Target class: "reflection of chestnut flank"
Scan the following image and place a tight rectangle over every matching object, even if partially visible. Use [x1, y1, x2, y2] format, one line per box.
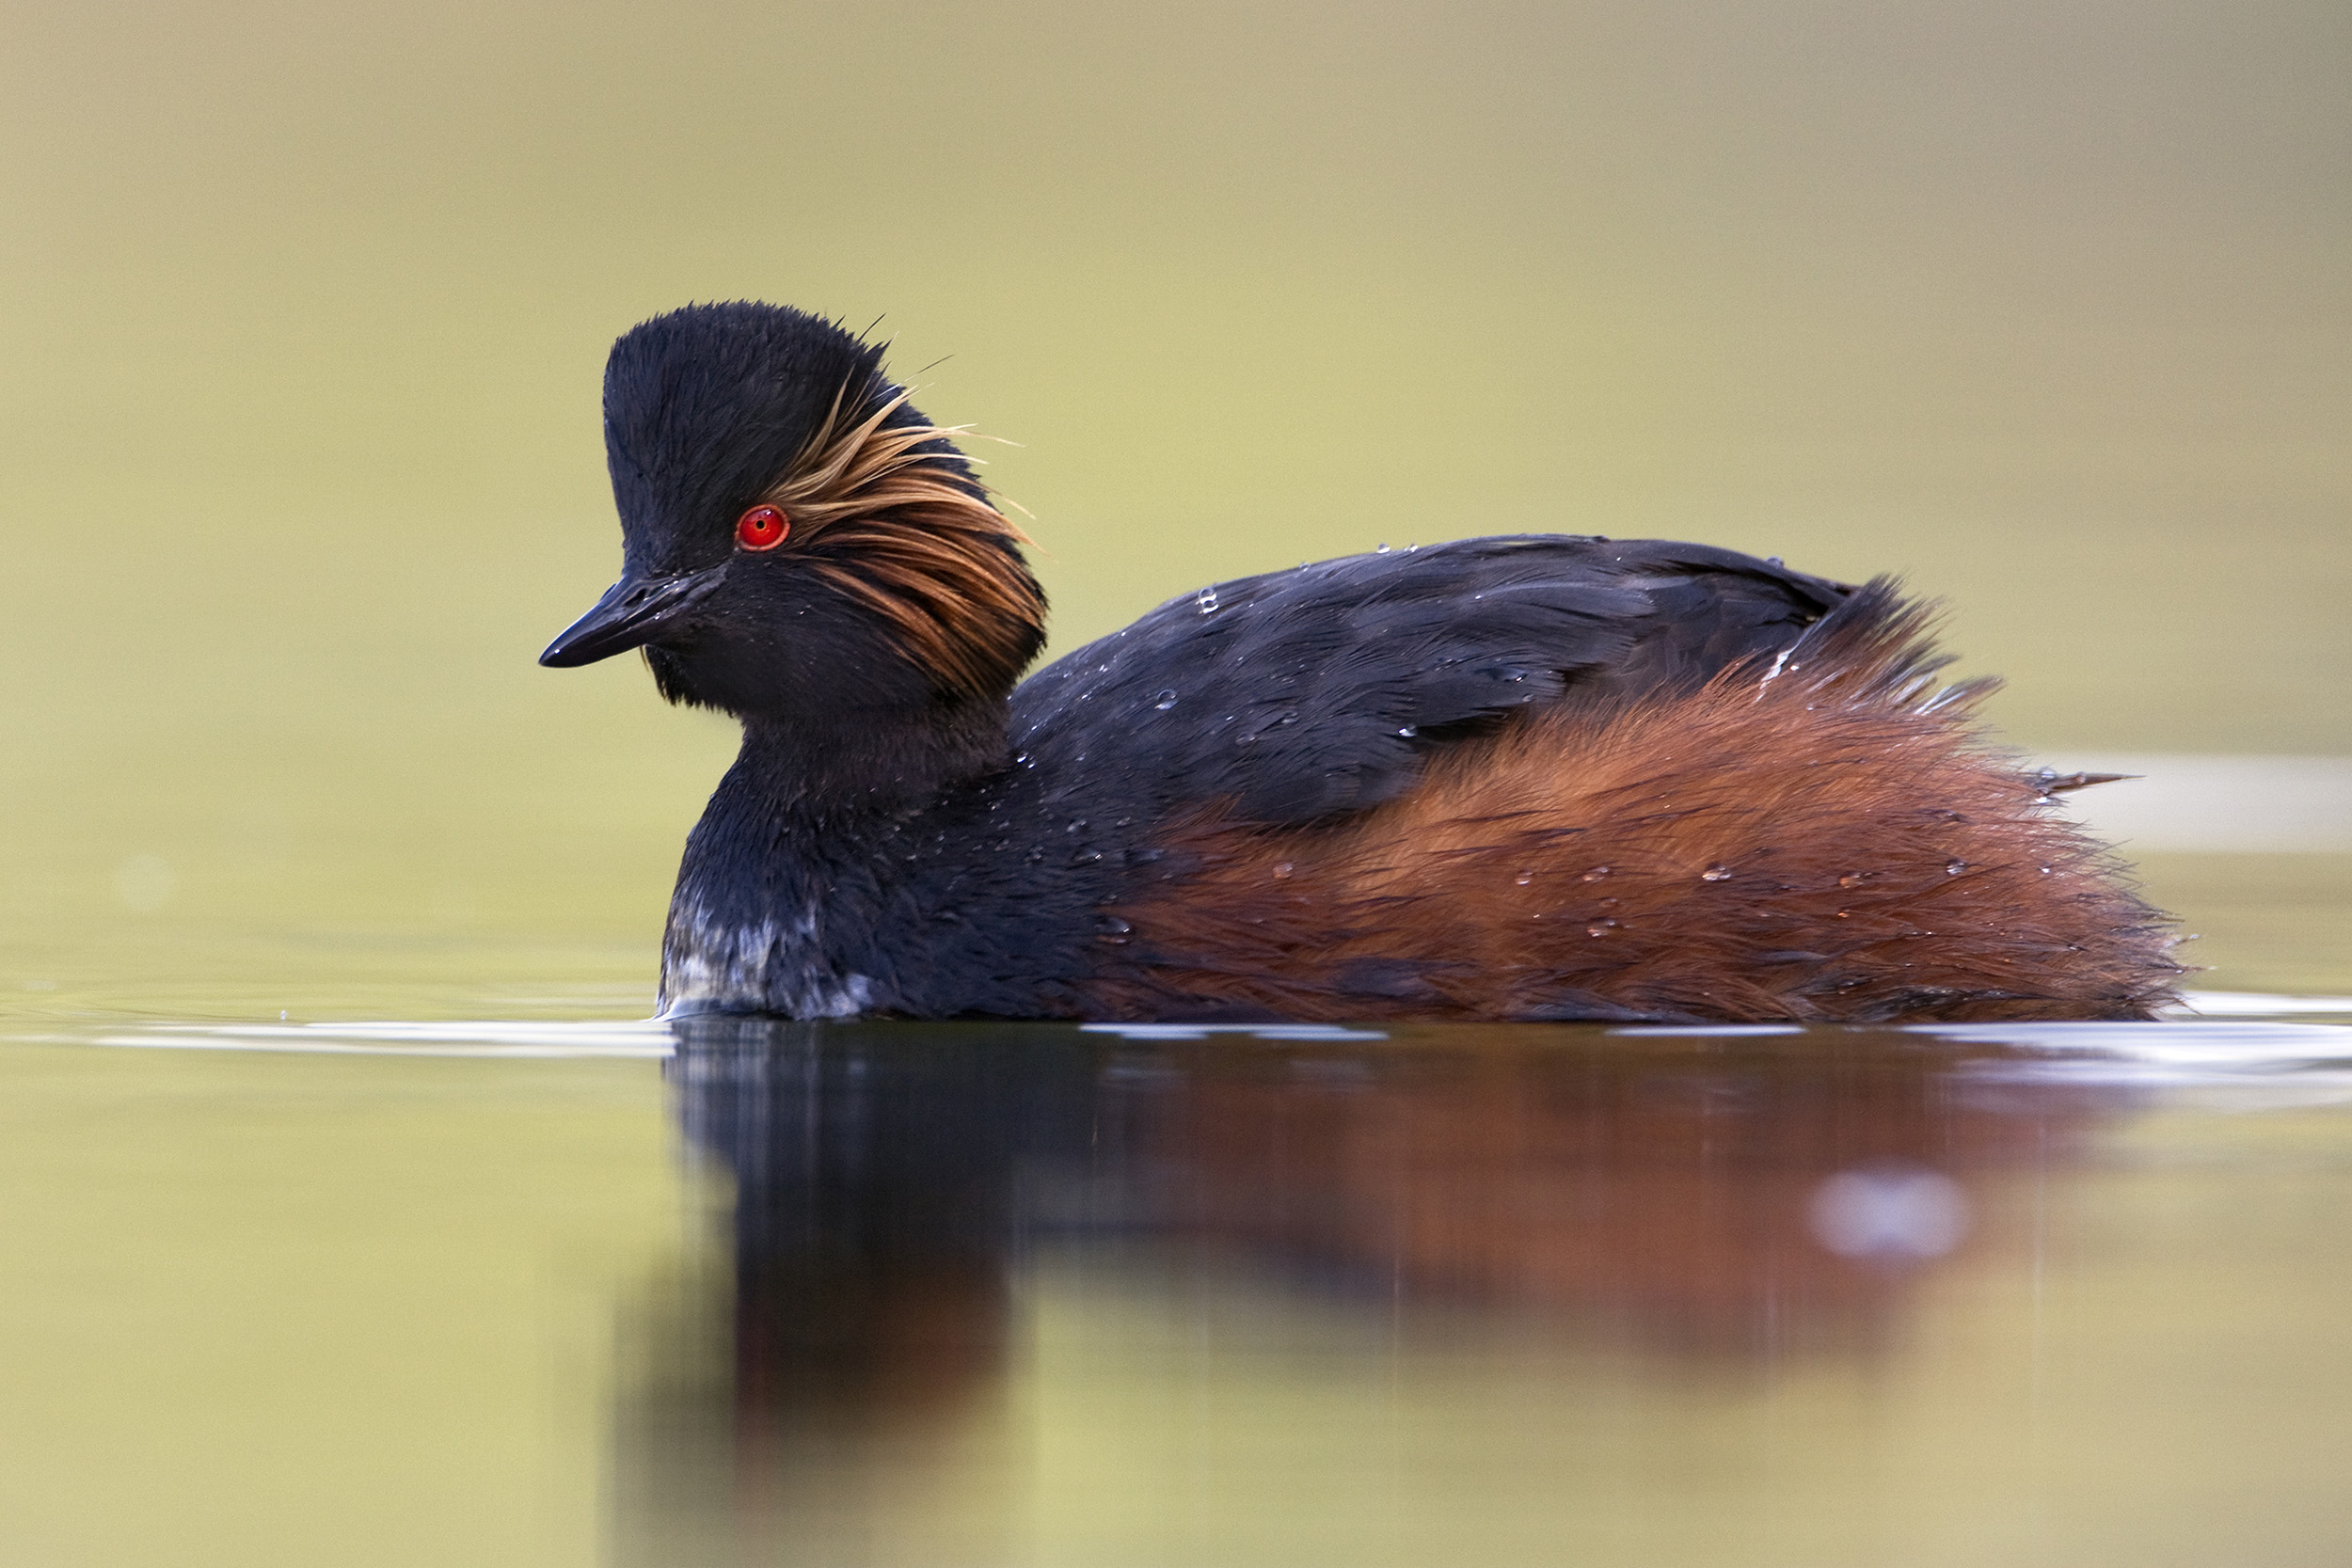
[541, 301, 2180, 1023]
[1121, 1031, 2103, 1353]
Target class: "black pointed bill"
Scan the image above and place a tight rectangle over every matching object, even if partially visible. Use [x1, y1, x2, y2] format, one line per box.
[539, 564, 726, 667]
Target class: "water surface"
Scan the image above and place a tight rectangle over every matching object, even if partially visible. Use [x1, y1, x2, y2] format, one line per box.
[8, 962, 2352, 1566]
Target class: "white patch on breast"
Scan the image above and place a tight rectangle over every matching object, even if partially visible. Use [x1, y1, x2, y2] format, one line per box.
[659, 903, 878, 1019]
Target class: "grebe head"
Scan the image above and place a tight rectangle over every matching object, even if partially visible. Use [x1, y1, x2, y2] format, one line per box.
[538, 302, 1045, 724]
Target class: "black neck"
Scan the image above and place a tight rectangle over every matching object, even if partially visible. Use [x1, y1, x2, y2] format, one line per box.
[661, 695, 1017, 1018]
[734, 696, 1012, 816]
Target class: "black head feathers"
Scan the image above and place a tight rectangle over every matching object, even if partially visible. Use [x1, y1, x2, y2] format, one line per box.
[548, 303, 1045, 728]
[602, 302, 895, 575]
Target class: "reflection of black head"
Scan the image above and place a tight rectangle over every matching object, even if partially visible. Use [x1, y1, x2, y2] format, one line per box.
[666, 1021, 1099, 1416]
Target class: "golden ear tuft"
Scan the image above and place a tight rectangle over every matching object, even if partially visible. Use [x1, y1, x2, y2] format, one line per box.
[761, 382, 1046, 698]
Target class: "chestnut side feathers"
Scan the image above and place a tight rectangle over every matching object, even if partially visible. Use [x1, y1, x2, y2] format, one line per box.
[1096, 582, 2182, 1023]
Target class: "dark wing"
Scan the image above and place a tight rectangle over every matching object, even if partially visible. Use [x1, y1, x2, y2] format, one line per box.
[1009, 535, 1851, 826]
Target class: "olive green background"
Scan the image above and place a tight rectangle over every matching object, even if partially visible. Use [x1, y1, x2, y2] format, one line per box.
[4, 0, 2346, 1012]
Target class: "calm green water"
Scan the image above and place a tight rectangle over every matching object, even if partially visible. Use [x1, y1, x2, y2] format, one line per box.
[9, 988, 2352, 1567]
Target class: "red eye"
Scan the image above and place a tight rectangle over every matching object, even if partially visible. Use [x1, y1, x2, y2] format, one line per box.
[735, 505, 789, 550]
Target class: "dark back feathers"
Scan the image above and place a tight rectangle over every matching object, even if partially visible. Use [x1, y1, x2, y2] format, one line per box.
[1011, 536, 1851, 826]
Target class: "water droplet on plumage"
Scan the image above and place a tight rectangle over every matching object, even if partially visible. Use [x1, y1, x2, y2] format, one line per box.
[1586, 919, 1617, 937]
[1838, 872, 1865, 888]
[1272, 862, 1295, 879]
[1196, 588, 1219, 613]
[1513, 870, 1534, 886]
[1581, 865, 1611, 882]
[1946, 859, 1969, 876]
[1767, 556, 1783, 566]
[1702, 864, 1733, 881]
[1396, 724, 1418, 738]
[2039, 863, 2054, 875]
[1072, 848, 1103, 865]
[1375, 543, 1392, 553]
[1153, 689, 1178, 709]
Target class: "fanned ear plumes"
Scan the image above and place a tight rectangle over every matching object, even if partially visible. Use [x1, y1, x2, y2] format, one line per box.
[762, 382, 1046, 700]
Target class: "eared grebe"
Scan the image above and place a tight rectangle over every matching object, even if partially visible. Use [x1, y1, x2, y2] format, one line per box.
[540, 302, 2179, 1023]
